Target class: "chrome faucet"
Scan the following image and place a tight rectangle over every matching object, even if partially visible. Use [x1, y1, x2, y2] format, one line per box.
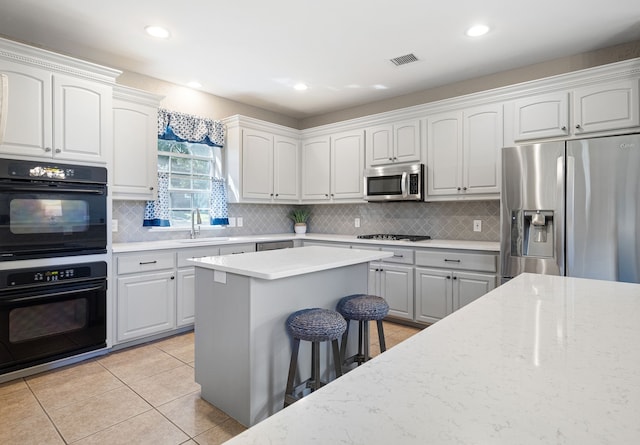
[190, 208, 202, 239]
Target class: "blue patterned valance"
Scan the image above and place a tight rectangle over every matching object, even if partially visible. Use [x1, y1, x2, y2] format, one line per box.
[158, 108, 225, 147]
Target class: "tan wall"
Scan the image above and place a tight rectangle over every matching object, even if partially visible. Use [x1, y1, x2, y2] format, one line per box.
[116, 71, 299, 128]
[299, 39, 640, 129]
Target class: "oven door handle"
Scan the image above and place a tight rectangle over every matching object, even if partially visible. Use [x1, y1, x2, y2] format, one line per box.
[0, 184, 104, 194]
[1, 284, 105, 304]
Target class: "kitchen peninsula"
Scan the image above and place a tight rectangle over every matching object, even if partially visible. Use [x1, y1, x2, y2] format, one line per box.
[223, 273, 640, 444]
[188, 245, 394, 427]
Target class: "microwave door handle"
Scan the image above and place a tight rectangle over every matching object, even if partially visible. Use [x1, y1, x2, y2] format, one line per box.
[401, 172, 408, 197]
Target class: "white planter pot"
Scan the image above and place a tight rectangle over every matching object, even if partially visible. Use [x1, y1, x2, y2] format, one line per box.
[294, 223, 307, 234]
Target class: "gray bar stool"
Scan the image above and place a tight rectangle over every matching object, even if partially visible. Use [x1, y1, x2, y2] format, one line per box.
[337, 294, 389, 369]
[284, 308, 347, 407]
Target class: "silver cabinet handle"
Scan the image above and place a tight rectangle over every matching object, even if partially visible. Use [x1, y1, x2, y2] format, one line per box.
[444, 259, 461, 263]
[139, 260, 157, 265]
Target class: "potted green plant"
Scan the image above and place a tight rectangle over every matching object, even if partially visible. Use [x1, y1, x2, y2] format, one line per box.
[288, 207, 310, 234]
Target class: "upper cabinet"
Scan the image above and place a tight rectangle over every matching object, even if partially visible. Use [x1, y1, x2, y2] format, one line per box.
[112, 86, 163, 201]
[241, 128, 299, 202]
[0, 39, 120, 163]
[426, 103, 503, 200]
[225, 115, 300, 204]
[301, 129, 365, 202]
[365, 118, 421, 167]
[512, 78, 639, 142]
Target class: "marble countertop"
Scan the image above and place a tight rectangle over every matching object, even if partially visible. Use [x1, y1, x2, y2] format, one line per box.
[223, 273, 640, 444]
[112, 233, 499, 253]
[187, 245, 393, 280]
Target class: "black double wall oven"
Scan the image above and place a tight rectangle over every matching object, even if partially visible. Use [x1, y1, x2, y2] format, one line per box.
[0, 158, 108, 375]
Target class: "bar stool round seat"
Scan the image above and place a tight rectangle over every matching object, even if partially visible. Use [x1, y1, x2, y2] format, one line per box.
[284, 308, 347, 407]
[337, 294, 389, 370]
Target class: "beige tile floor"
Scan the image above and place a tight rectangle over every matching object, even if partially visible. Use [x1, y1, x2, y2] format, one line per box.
[0, 321, 421, 445]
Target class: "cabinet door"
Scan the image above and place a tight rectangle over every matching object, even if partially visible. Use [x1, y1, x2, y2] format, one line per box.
[301, 136, 331, 200]
[379, 264, 414, 320]
[53, 74, 111, 163]
[242, 129, 274, 200]
[112, 98, 158, 200]
[393, 119, 421, 164]
[331, 130, 364, 200]
[415, 267, 452, 324]
[454, 271, 496, 311]
[463, 104, 503, 195]
[365, 124, 393, 166]
[0, 61, 52, 157]
[176, 268, 196, 327]
[116, 270, 176, 343]
[427, 111, 462, 196]
[513, 92, 569, 141]
[273, 135, 299, 201]
[573, 79, 640, 134]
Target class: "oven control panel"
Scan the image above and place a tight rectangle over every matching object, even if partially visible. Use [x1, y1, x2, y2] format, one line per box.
[0, 261, 107, 289]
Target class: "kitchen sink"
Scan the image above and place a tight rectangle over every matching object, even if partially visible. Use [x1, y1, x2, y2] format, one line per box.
[176, 237, 229, 244]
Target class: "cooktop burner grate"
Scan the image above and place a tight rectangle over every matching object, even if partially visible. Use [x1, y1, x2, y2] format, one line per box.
[357, 234, 431, 242]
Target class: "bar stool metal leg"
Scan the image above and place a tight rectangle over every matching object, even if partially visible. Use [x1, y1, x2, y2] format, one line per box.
[284, 338, 300, 407]
[377, 319, 387, 353]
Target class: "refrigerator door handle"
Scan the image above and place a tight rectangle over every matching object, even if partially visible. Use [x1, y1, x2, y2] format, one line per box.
[563, 154, 574, 277]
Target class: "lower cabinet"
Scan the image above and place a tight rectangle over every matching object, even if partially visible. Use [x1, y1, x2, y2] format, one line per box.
[369, 262, 414, 320]
[115, 251, 177, 343]
[415, 268, 496, 324]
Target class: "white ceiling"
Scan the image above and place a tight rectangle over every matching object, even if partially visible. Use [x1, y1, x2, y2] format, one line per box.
[0, 0, 639, 119]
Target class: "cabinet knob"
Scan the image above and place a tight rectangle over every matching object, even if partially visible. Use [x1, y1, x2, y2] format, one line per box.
[275, 193, 279, 197]
[171, 276, 175, 280]
[149, 186, 154, 191]
[45, 147, 52, 152]
[453, 276, 458, 280]
[446, 276, 451, 280]
[388, 157, 394, 161]
[561, 126, 567, 131]
[325, 194, 329, 198]
[55, 148, 61, 153]
[462, 187, 467, 191]
[457, 187, 461, 191]
[270, 193, 274, 197]
[576, 124, 582, 129]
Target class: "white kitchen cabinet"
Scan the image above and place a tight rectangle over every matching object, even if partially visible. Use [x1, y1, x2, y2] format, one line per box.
[242, 128, 299, 202]
[0, 60, 113, 163]
[176, 246, 220, 327]
[365, 119, 421, 167]
[426, 103, 502, 200]
[225, 115, 300, 204]
[112, 86, 162, 200]
[414, 249, 497, 324]
[301, 129, 365, 202]
[368, 247, 415, 321]
[115, 251, 177, 343]
[512, 78, 640, 142]
[219, 243, 256, 255]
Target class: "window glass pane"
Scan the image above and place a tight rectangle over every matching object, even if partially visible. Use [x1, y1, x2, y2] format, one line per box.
[193, 193, 209, 208]
[192, 159, 211, 175]
[171, 142, 191, 155]
[170, 192, 192, 209]
[171, 157, 191, 174]
[171, 210, 191, 224]
[190, 144, 212, 157]
[192, 179, 209, 190]
[170, 177, 191, 189]
[158, 155, 170, 171]
[158, 140, 171, 152]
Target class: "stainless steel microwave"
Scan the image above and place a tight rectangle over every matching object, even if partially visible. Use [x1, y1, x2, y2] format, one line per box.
[363, 163, 424, 202]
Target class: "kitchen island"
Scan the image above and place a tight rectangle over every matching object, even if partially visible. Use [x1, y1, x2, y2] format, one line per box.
[189, 246, 393, 427]
[222, 273, 640, 444]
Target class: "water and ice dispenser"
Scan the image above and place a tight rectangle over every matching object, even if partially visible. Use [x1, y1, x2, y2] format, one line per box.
[511, 210, 554, 258]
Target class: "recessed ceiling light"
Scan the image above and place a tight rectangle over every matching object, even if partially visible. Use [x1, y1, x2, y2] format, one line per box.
[466, 24, 490, 37]
[145, 25, 171, 39]
[187, 81, 202, 88]
[293, 83, 308, 91]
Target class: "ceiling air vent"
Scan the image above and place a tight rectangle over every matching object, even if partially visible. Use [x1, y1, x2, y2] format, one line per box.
[390, 53, 418, 66]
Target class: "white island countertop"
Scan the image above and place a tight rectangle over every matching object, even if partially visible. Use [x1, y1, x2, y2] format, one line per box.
[187, 245, 393, 280]
[223, 273, 640, 444]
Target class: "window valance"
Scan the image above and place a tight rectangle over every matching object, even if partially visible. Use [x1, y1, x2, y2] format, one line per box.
[157, 108, 225, 147]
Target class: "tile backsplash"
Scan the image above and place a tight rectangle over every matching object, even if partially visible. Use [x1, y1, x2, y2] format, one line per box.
[112, 200, 500, 243]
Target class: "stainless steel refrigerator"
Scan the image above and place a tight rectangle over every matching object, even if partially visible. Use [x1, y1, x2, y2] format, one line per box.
[500, 133, 640, 283]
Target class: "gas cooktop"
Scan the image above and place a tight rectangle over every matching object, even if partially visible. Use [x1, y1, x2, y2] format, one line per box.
[357, 234, 432, 242]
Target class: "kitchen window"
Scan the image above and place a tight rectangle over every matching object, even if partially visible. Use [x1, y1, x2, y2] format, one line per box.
[156, 139, 224, 227]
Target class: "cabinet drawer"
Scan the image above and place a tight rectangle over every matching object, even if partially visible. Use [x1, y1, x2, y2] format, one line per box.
[415, 250, 496, 272]
[219, 243, 256, 255]
[117, 251, 176, 274]
[380, 247, 414, 264]
[177, 247, 220, 267]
